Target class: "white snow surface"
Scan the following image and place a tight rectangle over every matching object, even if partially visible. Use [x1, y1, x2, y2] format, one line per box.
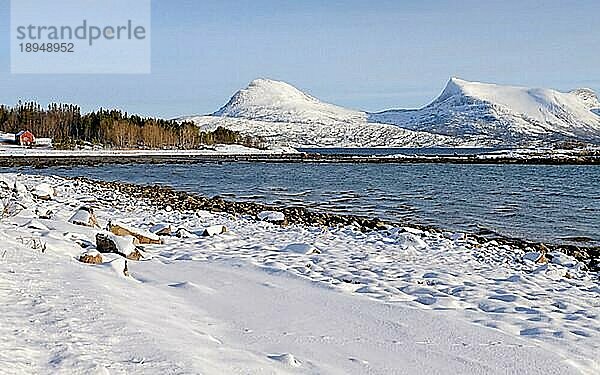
[1, 173, 599, 374]
[257, 210, 286, 222]
[32, 182, 55, 199]
[68, 208, 95, 227]
[111, 220, 160, 242]
[570, 88, 600, 110]
[0, 142, 298, 157]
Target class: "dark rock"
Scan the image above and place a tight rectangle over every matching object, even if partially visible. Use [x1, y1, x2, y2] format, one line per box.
[79, 252, 103, 264]
[96, 233, 143, 261]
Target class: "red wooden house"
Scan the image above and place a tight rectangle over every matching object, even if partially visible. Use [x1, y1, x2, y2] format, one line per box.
[15, 130, 35, 146]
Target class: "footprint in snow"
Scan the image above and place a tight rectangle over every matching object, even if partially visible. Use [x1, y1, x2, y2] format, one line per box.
[281, 243, 319, 254]
[191, 328, 224, 345]
[268, 353, 301, 368]
[167, 281, 217, 294]
[489, 293, 518, 302]
[91, 365, 111, 375]
[415, 295, 437, 305]
[349, 357, 369, 366]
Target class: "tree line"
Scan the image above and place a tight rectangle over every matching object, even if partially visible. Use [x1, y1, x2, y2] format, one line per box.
[0, 101, 264, 149]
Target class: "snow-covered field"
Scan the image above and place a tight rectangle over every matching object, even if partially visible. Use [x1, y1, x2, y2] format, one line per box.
[1, 173, 599, 374]
[0, 132, 53, 149]
[0, 134, 298, 157]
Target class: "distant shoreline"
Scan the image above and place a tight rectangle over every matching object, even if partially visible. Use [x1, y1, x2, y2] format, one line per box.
[1, 151, 599, 167]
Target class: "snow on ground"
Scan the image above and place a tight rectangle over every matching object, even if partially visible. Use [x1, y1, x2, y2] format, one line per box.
[383, 147, 600, 161]
[1, 173, 599, 374]
[0, 132, 53, 148]
[0, 142, 298, 157]
[0, 132, 14, 143]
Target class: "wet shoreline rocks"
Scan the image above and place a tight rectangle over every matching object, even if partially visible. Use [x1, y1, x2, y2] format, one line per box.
[71, 176, 599, 272]
[72, 176, 392, 231]
[2, 151, 600, 168]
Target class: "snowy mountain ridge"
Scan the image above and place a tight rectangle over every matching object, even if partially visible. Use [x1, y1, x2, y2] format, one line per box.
[569, 87, 600, 109]
[181, 114, 468, 148]
[181, 77, 600, 147]
[370, 77, 600, 144]
[185, 78, 470, 147]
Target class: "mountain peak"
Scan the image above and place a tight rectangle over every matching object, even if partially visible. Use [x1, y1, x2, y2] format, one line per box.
[213, 78, 318, 118]
[245, 78, 308, 96]
[448, 76, 468, 85]
[212, 78, 365, 125]
[249, 77, 278, 85]
[438, 77, 527, 101]
[569, 88, 600, 109]
[435, 76, 473, 102]
[248, 77, 288, 87]
[183, 76, 600, 147]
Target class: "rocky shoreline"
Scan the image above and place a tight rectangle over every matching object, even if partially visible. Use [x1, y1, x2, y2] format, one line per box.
[2, 151, 600, 168]
[72, 176, 600, 272]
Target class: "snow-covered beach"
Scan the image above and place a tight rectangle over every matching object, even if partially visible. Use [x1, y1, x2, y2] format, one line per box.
[1, 173, 598, 374]
[3, 1, 600, 373]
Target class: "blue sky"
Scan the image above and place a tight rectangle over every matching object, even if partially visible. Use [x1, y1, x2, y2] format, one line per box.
[1, 0, 599, 118]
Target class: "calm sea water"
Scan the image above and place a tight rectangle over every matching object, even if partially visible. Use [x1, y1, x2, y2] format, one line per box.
[16, 161, 600, 247]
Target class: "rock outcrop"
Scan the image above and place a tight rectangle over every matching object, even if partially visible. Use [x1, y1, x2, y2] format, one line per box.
[109, 221, 162, 245]
[69, 207, 99, 228]
[96, 232, 143, 261]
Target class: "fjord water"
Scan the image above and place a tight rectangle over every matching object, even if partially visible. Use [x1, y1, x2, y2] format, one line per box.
[27, 162, 600, 246]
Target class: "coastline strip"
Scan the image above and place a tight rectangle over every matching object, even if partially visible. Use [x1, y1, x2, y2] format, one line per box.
[1, 153, 600, 167]
[70, 176, 600, 271]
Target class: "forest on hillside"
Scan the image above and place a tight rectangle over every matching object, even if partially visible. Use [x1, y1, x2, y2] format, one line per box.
[0, 101, 264, 149]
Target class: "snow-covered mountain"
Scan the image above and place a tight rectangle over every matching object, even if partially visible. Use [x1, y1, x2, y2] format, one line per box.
[180, 114, 466, 148]
[370, 78, 600, 144]
[183, 79, 470, 147]
[570, 88, 600, 110]
[180, 77, 600, 147]
[213, 78, 367, 125]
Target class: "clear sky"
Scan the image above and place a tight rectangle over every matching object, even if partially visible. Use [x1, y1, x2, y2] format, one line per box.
[1, 0, 599, 118]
